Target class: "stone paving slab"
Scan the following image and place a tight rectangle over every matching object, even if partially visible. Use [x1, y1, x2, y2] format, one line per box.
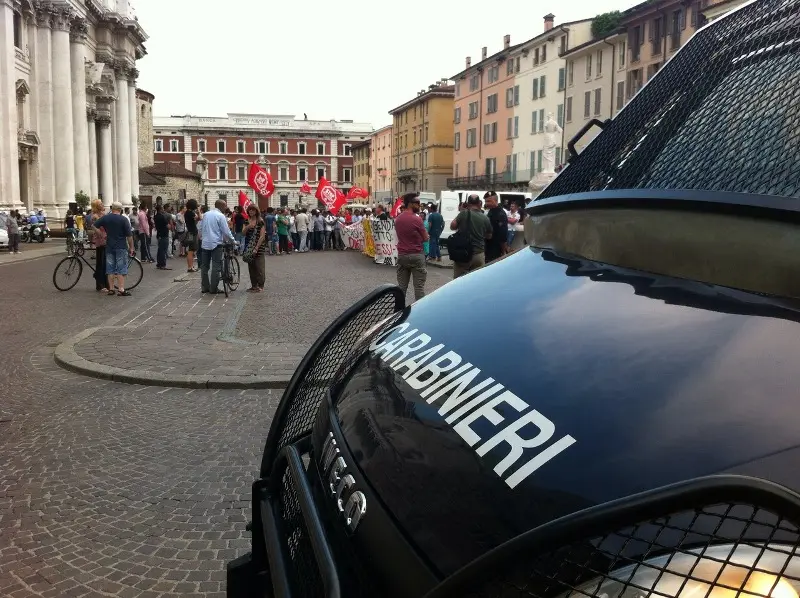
[54, 250, 454, 389]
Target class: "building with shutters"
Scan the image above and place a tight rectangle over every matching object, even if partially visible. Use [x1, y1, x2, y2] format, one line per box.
[0, 0, 148, 216]
[369, 124, 393, 203]
[448, 15, 592, 191]
[389, 81, 454, 196]
[151, 114, 373, 210]
[561, 30, 628, 160]
[449, 34, 520, 190]
[621, 0, 722, 103]
[351, 139, 371, 195]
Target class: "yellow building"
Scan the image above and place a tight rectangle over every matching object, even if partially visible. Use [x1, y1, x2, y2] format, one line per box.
[389, 81, 455, 196]
[351, 140, 371, 195]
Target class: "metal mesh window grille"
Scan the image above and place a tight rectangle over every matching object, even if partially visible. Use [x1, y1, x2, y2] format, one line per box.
[273, 288, 405, 459]
[462, 501, 800, 598]
[541, 1, 800, 200]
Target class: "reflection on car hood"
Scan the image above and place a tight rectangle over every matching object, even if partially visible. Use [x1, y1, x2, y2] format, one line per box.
[334, 247, 800, 576]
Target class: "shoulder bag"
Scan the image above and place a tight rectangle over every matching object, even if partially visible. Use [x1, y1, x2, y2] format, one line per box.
[448, 210, 473, 263]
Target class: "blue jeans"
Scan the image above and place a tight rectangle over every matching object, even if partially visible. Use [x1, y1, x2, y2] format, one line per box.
[157, 235, 169, 267]
[199, 245, 223, 292]
[234, 232, 245, 253]
[507, 229, 516, 247]
[429, 235, 441, 259]
[106, 247, 129, 275]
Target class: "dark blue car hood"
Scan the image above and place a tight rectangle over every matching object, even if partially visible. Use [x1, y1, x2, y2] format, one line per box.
[333, 246, 800, 576]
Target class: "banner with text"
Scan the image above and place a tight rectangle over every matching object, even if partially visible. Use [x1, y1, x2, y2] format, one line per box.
[342, 221, 365, 251]
[369, 219, 398, 266]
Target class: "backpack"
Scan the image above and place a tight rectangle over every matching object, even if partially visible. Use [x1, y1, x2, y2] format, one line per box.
[448, 210, 474, 263]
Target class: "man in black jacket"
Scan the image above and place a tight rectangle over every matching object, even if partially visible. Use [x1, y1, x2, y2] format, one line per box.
[483, 191, 508, 263]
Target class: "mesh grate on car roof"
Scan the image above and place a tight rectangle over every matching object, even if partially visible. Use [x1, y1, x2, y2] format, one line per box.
[436, 496, 800, 598]
[540, 0, 800, 200]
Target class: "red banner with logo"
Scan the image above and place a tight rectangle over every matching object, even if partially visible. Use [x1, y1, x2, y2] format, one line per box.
[315, 177, 347, 215]
[247, 163, 275, 198]
[238, 190, 252, 212]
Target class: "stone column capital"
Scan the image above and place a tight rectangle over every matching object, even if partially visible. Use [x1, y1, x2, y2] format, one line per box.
[69, 18, 88, 43]
[113, 60, 130, 80]
[97, 115, 112, 128]
[87, 105, 97, 121]
[50, 6, 73, 32]
[128, 68, 139, 82]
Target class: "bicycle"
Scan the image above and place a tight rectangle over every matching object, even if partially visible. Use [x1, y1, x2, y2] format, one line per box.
[221, 243, 240, 297]
[65, 234, 87, 257]
[53, 250, 144, 292]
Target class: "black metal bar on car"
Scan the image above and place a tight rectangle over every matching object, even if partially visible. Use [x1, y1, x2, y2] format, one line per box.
[566, 118, 607, 163]
[261, 499, 293, 598]
[285, 445, 342, 598]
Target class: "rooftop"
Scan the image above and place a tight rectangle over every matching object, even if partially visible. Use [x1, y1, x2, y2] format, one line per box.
[153, 113, 374, 135]
[142, 162, 201, 180]
[561, 28, 627, 57]
[388, 84, 455, 116]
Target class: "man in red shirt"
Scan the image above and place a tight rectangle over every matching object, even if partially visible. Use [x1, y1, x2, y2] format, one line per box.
[394, 192, 429, 301]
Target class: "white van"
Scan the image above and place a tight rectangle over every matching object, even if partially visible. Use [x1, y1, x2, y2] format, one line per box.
[437, 190, 531, 240]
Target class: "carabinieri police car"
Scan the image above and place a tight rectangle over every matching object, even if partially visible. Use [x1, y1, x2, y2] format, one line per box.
[227, 1, 800, 596]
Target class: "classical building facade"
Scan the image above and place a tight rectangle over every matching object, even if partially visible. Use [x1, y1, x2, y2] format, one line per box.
[151, 114, 372, 209]
[351, 139, 370, 194]
[389, 81, 454, 196]
[369, 124, 392, 203]
[1, 0, 147, 216]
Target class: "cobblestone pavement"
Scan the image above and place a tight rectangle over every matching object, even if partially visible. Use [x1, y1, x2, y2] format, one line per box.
[58, 250, 452, 387]
[235, 250, 451, 344]
[0, 249, 452, 597]
[0, 253, 274, 598]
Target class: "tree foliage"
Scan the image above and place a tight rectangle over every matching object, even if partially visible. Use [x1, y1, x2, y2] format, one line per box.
[74, 191, 90, 211]
[592, 11, 622, 39]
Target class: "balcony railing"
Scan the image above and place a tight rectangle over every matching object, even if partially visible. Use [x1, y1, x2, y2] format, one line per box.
[447, 169, 538, 189]
[397, 168, 419, 181]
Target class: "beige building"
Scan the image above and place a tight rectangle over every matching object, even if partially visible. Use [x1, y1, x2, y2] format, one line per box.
[390, 81, 454, 196]
[369, 124, 392, 202]
[351, 139, 371, 194]
[562, 30, 627, 159]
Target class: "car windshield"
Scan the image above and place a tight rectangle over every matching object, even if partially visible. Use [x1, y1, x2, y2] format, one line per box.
[540, 0, 800, 201]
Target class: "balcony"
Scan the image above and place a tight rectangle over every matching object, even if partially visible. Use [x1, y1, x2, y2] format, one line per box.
[397, 168, 419, 182]
[447, 170, 534, 190]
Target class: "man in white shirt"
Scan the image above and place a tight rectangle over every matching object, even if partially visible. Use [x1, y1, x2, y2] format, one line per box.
[198, 199, 235, 294]
[294, 208, 310, 253]
[324, 211, 336, 250]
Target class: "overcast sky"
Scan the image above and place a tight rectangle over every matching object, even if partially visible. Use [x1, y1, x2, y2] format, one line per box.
[134, 0, 633, 130]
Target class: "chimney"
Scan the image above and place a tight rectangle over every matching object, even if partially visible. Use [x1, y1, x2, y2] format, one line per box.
[466, 56, 471, 68]
[544, 13, 555, 31]
[481, 46, 488, 60]
[504, 34, 511, 49]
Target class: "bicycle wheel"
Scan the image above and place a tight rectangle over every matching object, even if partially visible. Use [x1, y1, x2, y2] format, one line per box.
[53, 256, 83, 291]
[126, 256, 144, 290]
[222, 258, 230, 298]
[227, 256, 240, 291]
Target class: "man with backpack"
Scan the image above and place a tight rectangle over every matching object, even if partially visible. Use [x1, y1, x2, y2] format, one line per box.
[448, 194, 492, 279]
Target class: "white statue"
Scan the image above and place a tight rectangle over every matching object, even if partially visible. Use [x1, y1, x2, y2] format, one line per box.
[542, 112, 562, 174]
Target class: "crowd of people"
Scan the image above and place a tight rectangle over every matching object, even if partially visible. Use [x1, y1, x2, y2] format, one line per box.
[32, 189, 527, 300]
[393, 191, 526, 303]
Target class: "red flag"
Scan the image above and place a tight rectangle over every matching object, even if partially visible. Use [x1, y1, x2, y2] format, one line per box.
[390, 197, 403, 218]
[247, 163, 275, 198]
[315, 177, 347, 214]
[238, 190, 252, 212]
[300, 181, 312, 194]
[349, 187, 368, 199]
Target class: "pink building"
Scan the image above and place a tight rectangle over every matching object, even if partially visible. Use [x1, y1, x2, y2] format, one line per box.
[370, 124, 393, 202]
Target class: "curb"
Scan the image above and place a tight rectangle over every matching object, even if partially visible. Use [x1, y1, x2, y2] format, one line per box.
[54, 326, 289, 389]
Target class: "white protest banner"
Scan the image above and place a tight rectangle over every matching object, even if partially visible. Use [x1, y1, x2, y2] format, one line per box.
[370, 219, 398, 266]
[342, 221, 365, 251]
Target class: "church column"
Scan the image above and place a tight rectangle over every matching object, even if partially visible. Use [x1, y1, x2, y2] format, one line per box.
[25, 11, 39, 209]
[127, 76, 139, 200]
[36, 9, 55, 212]
[114, 62, 131, 207]
[51, 6, 76, 216]
[70, 19, 91, 198]
[87, 108, 98, 199]
[0, 2, 21, 209]
[97, 113, 114, 206]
